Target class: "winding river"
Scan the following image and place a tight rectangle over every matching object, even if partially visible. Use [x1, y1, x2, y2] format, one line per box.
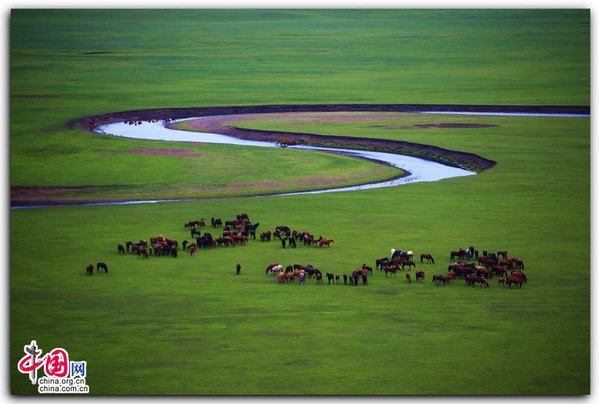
[11, 110, 589, 209]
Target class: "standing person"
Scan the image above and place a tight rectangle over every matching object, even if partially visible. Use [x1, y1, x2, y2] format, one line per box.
[236, 263, 241, 275]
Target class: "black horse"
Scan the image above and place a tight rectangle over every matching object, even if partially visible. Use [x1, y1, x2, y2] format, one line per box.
[326, 272, 335, 284]
[96, 262, 108, 273]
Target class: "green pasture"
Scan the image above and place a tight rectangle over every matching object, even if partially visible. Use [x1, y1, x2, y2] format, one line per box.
[9, 9, 590, 395]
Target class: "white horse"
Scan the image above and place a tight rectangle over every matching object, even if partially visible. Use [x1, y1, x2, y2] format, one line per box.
[268, 265, 283, 276]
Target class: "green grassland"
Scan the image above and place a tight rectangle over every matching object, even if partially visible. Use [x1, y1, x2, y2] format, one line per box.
[9, 9, 590, 395]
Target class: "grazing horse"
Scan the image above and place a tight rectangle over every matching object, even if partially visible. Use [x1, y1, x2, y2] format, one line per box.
[478, 255, 498, 267]
[450, 250, 467, 261]
[265, 263, 279, 274]
[376, 257, 389, 270]
[497, 250, 508, 259]
[361, 264, 373, 275]
[277, 271, 286, 284]
[316, 273, 323, 283]
[506, 275, 523, 288]
[499, 258, 514, 270]
[343, 274, 348, 285]
[269, 265, 284, 276]
[384, 266, 399, 277]
[400, 260, 416, 271]
[511, 271, 528, 283]
[475, 266, 492, 279]
[432, 274, 446, 286]
[416, 270, 425, 282]
[406, 272, 412, 283]
[510, 258, 524, 270]
[96, 262, 108, 273]
[491, 264, 508, 278]
[86, 264, 94, 275]
[326, 273, 335, 285]
[117, 244, 125, 254]
[420, 254, 434, 264]
[466, 274, 489, 288]
[498, 277, 507, 286]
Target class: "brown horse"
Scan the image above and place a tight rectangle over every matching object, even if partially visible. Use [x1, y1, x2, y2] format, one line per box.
[319, 238, 335, 248]
[491, 265, 508, 278]
[420, 254, 435, 264]
[400, 260, 416, 271]
[510, 258, 524, 270]
[361, 264, 373, 275]
[384, 266, 400, 277]
[86, 264, 94, 275]
[497, 250, 508, 259]
[406, 272, 412, 283]
[450, 250, 467, 261]
[511, 271, 528, 283]
[415, 270, 425, 282]
[506, 275, 523, 288]
[500, 258, 514, 270]
[466, 274, 489, 288]
[475, 266, 492, 279]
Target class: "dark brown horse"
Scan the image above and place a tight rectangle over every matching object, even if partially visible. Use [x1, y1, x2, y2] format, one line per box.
[497, 250, 508, 259]
[432, 274, 446, 286]
[86, 264, 94, 275]
[400, 260, 416, 271]
[420, 254, 435, 264]
[450, 250, 467, 261]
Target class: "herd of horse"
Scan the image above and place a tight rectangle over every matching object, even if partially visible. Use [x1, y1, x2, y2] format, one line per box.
[267, 262, 372, 286]
[372, 247, 527, 288]
[90, 212, 528, 290]
[260, 226, 334, 248]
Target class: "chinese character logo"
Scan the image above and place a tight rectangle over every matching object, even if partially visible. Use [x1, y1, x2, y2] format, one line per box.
[17, 340, 88, 394]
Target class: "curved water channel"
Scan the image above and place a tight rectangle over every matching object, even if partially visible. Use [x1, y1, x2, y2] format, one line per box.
[12, 111, 589, 209]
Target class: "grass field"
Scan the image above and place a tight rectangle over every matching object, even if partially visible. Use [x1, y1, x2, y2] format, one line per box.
[9, 9, 590, 396]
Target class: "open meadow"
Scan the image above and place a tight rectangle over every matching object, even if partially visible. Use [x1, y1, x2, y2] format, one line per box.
[9, 9, 590, 395]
